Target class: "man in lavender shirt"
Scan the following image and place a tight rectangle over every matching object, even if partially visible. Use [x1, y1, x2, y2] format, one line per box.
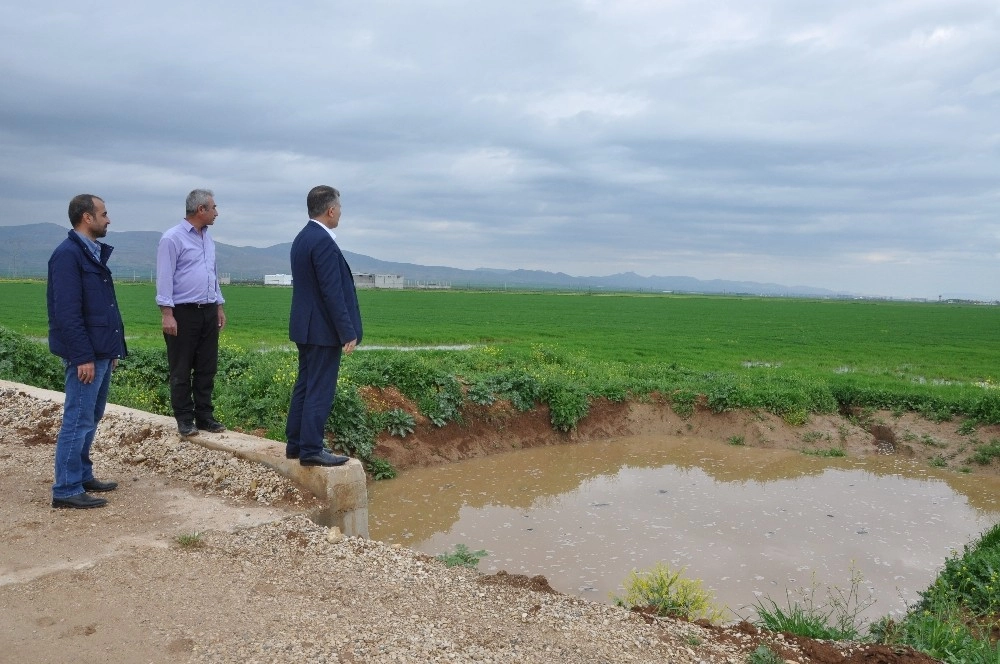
[155, 189, 227, 437]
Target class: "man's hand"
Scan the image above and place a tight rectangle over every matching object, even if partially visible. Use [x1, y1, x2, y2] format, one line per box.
[217, 305, 226, 330]
[344, 339, 358, 355]
[161, 311, 178, 336]
[77, 361, 96, 384]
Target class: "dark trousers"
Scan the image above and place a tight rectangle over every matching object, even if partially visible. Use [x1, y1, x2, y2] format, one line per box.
[285, 343, 342, 458]
[164, 304, 219, 424]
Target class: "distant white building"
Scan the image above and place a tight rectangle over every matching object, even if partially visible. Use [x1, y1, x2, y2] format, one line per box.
[354, 273, 404, 289]
[265, 273, 405, 289]
[264, 274, 293, 286]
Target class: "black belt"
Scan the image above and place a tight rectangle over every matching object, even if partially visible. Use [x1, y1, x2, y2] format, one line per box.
[174, 302, 217, 309]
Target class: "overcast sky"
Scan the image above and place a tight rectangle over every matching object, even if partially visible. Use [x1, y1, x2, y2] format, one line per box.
[1, 1, 997, 299]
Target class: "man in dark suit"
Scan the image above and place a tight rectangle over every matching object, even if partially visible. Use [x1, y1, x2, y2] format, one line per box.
[284, 185, 363, 466]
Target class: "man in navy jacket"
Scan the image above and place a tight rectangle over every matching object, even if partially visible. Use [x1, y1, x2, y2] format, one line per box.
[47, 194, 127, 509]
[284, 185, 362, 466]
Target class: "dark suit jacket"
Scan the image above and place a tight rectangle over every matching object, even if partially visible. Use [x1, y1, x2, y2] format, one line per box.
[288, 221, 362, 347]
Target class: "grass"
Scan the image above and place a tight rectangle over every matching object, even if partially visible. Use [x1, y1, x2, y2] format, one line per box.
[801, 430, 830, 443]
[175, 532, 203, 548]
[749, 568, 874, 641]
[801, 446, 847, 457]
[968, 439, 1000, 466]
[748, 526, 1000, 663]
[2, 281, 998, 380]
[871, 522, 1000, 663]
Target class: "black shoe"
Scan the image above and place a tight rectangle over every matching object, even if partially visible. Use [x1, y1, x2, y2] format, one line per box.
[53, 493, 108, 509]
[196, 419, 226, 433]
[83, 478, 118, 492]
[177, 420, 198, 437]
[285, 449, 300, 460]
[299, 450, 350, 467]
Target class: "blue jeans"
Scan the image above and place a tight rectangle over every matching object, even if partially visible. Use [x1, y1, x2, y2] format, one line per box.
[53, 359, 112, 499]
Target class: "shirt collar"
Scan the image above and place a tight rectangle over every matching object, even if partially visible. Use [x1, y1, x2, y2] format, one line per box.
[74, 230, 101, 261]
[309, 218, 336, 241]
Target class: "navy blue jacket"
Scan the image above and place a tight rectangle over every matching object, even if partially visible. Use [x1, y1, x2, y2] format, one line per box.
[288, 221, 362, 347]
[47, 230, 127, 366]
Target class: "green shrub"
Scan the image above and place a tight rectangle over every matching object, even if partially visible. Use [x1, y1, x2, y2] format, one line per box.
[436, 543, 487, 569]
[0, 326, 63, 390]
[746, 645, 783, 664]
[921, 523, 1000, 616]
[211, 346, 297, 436]
[612, 563, 725, 623]
[417, 374, 464, 427]
[328, 381, 377, 459]
[541, 379, 589, 431]
[382, 408, 415, 438]
[109, 346, 171, 415]
[967, 439, 1000, 467]
[365, 456, 397, 481]
[879, 596, 1000, 662]
[671, 388, 699, 418]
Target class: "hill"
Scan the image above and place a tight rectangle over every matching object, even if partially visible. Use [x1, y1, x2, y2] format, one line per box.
[0, 222, 844, 296]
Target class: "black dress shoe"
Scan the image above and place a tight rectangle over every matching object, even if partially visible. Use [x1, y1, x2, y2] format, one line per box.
[285, 449, 300, 460]
[83, 478, 118, 492]
[177, 420, 198, 437]
[53, 493, 108, 509]
[299, 450, 350, 467]
[196, 419, 226, 433]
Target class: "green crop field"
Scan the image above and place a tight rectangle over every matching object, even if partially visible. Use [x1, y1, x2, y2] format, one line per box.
[2, 281, 996, 384]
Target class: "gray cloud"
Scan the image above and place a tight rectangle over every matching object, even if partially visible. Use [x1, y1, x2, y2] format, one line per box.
[0, 0, 997, 299]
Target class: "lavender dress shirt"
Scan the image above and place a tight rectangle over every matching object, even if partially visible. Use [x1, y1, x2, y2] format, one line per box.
[155, 221, 225, 307]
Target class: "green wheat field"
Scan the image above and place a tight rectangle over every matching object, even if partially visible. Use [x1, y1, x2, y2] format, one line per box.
[2, 281, 995, 384]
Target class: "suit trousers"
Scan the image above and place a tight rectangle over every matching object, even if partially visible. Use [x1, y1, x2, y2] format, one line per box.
[285, 343, 343, 458]
[164, 304, 219, 424]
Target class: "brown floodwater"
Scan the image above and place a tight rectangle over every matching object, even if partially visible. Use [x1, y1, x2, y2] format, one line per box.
[368, 435, 1000, 621]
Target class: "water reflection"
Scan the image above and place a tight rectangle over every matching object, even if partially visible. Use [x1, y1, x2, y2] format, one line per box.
[369, 435, 1000, 620]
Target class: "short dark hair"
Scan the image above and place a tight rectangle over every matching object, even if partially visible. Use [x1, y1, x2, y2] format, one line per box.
[307, 185, 340, 219]
[68, 194, 102, 227]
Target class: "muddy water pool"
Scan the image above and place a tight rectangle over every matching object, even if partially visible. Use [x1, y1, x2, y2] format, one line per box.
[368, 435, 1000, 620]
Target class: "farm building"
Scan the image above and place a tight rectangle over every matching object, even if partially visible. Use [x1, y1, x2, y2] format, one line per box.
[354, 273, 404, 289]
[264, 274, 293, 286]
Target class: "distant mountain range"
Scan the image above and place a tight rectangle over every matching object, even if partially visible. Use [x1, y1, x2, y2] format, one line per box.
[0, 222, 850, 297]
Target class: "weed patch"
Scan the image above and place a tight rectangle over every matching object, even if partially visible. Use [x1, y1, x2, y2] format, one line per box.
[436, 544, 487, 569]
[612, 563, 725, 623]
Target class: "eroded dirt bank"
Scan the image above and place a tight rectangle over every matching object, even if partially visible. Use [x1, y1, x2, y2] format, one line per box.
[0, 382, 978, 663]
[366, 387, 1000, 479]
